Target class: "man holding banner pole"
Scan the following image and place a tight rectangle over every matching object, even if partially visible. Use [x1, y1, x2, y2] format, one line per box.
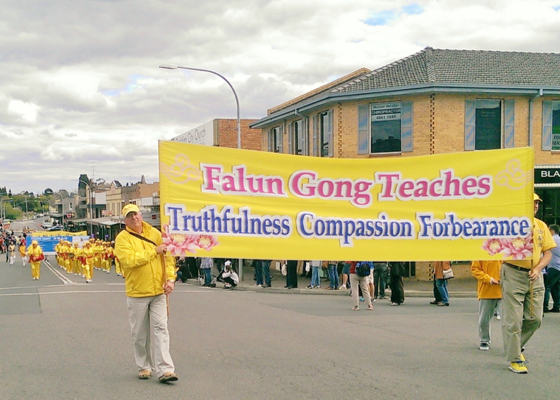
[115, 204, 178, 383]
[501, 193, 555, 374]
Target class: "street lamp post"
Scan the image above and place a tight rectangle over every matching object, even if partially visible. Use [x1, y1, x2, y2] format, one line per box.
[159, 64, 244, 278]
[159, 64, 241, 149]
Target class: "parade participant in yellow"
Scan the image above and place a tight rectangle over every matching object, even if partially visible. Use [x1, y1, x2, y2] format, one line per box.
[104, 242, 114, 273]
[68, 243, 77, 275]
[27, 240, 44, 280]
[112, 241, 123, 277]
[115, 204, 178, 382]
[94, 240, 103, 271]
[502, 194, 556, 374]
[19, 241, 27, 267]
[55, 239, 64, 268]
[64, 241, 72, 274]
[83, 242, 94, 283]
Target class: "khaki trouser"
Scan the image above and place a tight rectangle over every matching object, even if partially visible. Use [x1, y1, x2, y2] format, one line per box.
[501, 264, 544, 362]
[350, 273, 373, 309]
[126, 294, 175, 378]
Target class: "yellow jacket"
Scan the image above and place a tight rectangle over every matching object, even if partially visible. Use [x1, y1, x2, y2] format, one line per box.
[471, 260, 502, 299]
[27, 245, 44, 263]
[115, 222, 175, 298]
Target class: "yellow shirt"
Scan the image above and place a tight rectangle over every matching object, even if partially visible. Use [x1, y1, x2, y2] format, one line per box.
[508, 218, 556, 270]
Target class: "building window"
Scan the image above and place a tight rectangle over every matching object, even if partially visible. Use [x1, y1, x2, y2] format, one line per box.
[313, 110, 332, 157]
[474, 100, 502, 150]
[289, 119, 307, 155]
[547, 101, 560, 151]
[268, 126, 283, 153]
[465, 99, 515, 151]
[358, 102, 413, 155]
[370, 102, 402, 153]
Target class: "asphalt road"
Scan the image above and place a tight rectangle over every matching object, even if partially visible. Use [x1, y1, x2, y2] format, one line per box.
[1, 256, 559, 400]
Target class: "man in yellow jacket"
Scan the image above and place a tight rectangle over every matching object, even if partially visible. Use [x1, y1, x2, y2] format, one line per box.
[471, 260, 502, 351]
[114, 204, 178, 383]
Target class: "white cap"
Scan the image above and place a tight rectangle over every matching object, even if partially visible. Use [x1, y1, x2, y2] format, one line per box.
[225, 261, 232, 266]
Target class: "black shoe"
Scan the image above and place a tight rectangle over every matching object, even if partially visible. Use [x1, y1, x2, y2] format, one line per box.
[430, 300, 439, 305]
[284, 285, 289, 288]
[287, 286, 294, 289]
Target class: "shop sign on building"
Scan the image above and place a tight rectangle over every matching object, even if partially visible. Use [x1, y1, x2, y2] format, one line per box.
[171, 120, 214, 146]
[534, 166, 560, 186]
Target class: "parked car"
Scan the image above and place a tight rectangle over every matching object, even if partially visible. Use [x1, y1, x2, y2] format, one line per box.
[47, 225, 64, 231]
[42, 221, 54, 229]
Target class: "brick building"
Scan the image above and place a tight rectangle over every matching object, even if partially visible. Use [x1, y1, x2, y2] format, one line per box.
[251, 47, 560, 279]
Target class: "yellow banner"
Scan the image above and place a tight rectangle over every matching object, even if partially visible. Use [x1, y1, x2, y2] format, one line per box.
[159, 142, 534, 261]
[32, 230, 87, 237]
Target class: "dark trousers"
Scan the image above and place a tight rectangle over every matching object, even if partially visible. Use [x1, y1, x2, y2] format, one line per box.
[433, 278, 442, 302]
[390, 274, 405, 304]
[374, 266, 388, 298]
[544, 268, 560, 311]
[286, 260, 298, 288]
[262, 261, 271, 286]
[254, 260, 263, 285]
[223, 276, 237, 287]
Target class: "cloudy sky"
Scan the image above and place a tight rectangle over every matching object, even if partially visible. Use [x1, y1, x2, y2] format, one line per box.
[2, 0, 560, 195]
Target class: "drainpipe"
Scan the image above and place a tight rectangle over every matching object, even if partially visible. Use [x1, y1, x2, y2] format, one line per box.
[528, 88, 544, 147]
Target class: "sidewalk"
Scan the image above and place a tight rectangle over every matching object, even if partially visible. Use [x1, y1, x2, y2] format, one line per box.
[233, 265, 478, 298]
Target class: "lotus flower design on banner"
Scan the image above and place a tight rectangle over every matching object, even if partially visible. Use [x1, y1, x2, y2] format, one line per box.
[162, 224, 220, 256]
[482, 236, 533, 259]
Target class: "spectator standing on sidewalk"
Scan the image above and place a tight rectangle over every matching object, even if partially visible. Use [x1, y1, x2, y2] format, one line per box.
[433, 261, 451, 306]
[307, 261, 321, 289]
[326, 260, 339, 290]
[349, 261, 373, 311]
[261, 260, 272, 288]
[373, 262, 388, 299]
[471, 260, 502, 351]
[339, 262, 350, 290]
[200, 257, 214, 287]
[284, 260, 298, 289]
[543, 224, 560, 313]
[389, 262, 406, 306]
[253, 259, 264, 287]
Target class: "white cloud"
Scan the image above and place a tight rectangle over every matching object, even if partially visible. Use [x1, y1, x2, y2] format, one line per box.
[7, 100, 40, 123]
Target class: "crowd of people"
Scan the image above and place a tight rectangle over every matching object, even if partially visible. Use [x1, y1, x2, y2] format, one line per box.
[54, 238, 120, 283]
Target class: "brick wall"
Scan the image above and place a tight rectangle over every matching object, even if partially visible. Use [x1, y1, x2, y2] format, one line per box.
[216, 119, 261, 151]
